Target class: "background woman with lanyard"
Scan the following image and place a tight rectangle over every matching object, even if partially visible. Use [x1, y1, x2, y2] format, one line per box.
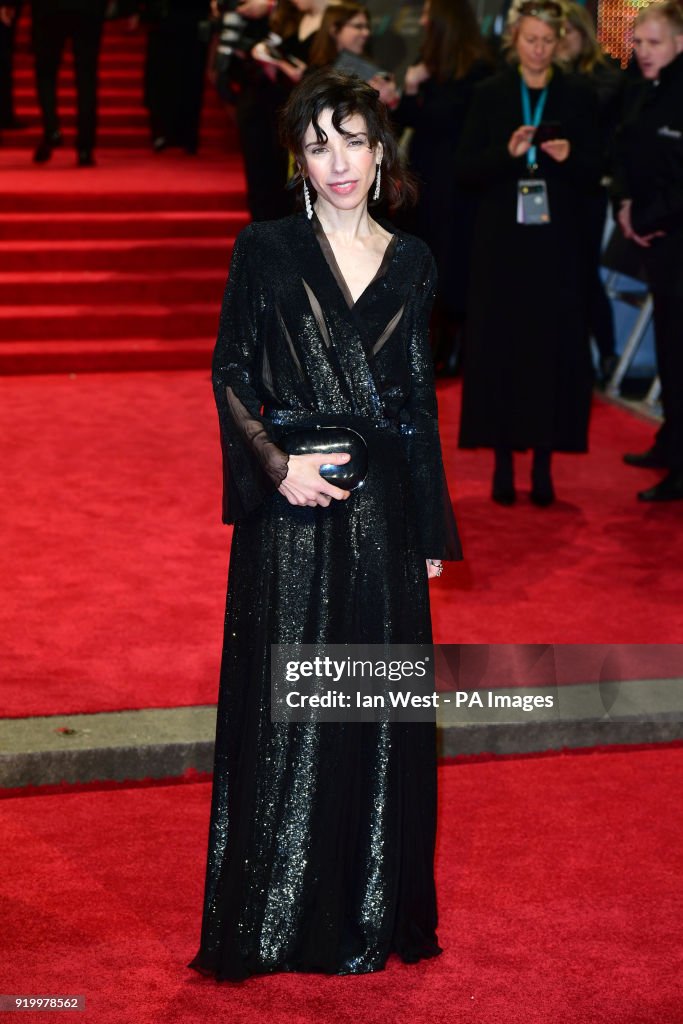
[456, 0, 600, 506]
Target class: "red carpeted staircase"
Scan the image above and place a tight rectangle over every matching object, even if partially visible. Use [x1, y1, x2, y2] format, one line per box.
[0, 13, 247, 374]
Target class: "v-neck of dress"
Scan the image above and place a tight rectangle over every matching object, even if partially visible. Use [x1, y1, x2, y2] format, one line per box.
[311, 213, 398, 311]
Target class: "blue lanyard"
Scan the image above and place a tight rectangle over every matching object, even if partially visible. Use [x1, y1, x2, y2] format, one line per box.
[520, 76, 549, 170]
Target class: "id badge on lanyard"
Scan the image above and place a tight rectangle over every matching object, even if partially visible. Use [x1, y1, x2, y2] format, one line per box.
[517, 76, 551, 226]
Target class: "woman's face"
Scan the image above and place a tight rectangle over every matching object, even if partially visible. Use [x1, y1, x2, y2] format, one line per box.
[290, 0, 315, 12]
[557, 21, 583, 61]
[334, 14, 371, 55]
[419, 0, 431, 29]
[515, 16, 559, 74]
[302, 109, 381, 211]
[633, 15, 683, 79]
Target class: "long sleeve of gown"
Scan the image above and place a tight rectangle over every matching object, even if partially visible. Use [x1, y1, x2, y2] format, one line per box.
[401, 253, 462, 562]
[213, 225, 289, 524]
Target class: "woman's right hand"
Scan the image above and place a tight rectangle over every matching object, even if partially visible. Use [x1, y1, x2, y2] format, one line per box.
[508, 125, 536, 158]
[278, 453, 351, 507]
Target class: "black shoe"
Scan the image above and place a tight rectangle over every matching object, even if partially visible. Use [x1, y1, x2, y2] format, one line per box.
[530, 482, 555, 507]
[77, 149, 95, 167]
[637, 472, 683, 502]
[623, 447, 669, 469]
[33, 130, 63, 163]
[492, 485, 516, 506]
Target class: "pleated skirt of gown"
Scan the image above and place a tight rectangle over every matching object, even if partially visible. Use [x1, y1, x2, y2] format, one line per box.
[188, 423, 442, 979]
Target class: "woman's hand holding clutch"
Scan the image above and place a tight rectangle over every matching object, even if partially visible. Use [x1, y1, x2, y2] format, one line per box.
[278, 453, 352, 508]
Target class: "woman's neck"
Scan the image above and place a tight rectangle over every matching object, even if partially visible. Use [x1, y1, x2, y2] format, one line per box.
[299, 8, 325, 38]
[313, 197, 375, 242]
[520, 64, 552, 88]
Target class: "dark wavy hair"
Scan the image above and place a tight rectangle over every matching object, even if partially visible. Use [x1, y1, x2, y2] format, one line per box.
[279, 68, 416, 210]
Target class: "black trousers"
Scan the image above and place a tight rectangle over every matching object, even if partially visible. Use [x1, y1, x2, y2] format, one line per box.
[32, 10, 104, 151]
[651, 292, 683, 470]
[144, 16, 207, 152]
[0, 0, 23, 126]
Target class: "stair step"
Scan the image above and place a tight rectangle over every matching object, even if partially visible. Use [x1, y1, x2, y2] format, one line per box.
[1, 126, 232, 148]
[0, 238, 235, 272]
[13, 106, 227, 127]
[0, 303, 219, 341]
[0, 338, 214, 375]
[0, 270, 227, 305]
[0, 181, 247, 211]
[15, 69, 158, 84]
[0, 210, 245, 240]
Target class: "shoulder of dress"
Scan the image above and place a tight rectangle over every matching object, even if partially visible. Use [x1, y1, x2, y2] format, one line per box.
[395, 231, 434, 267]
[235, 214, 304, 249]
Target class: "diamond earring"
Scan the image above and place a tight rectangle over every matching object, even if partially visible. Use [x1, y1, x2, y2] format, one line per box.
[373, 162, 382, 202]
[303, 178, 313, 219]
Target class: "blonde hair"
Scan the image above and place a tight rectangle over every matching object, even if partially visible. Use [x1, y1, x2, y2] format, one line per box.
[634, 0, 683, 34]
[503, 0, 566, 60]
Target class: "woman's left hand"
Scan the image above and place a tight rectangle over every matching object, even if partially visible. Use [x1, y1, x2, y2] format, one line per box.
[540, 139, 570, 162]
[426, 559, 443, 580]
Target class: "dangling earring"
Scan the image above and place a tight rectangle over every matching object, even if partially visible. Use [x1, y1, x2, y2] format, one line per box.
[303, 178, 313, 220]
[373, 162, 382, 202]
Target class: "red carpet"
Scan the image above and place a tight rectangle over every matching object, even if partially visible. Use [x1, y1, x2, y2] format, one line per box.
[1, 373, 682, 718]
[1, 748, 680, 1023]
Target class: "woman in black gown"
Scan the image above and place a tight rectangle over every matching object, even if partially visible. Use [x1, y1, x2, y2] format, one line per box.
[188, 69, 461, 981]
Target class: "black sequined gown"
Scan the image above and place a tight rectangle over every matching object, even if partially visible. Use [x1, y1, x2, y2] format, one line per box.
[188, 212, 461, 981]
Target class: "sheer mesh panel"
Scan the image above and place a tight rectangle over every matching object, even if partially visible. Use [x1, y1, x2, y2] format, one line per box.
[301, 279, 332, 349]
[372, 304, 406, 356]
[226, 386, 289, 486]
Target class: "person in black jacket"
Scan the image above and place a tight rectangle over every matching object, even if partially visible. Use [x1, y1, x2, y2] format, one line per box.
[613, 0, 683, 501]
[137, 0, 212, 154]
[31, 0, 108, 166]
[455, 0, 600, 506]
[558, 2, 623, 386]
[393, 0, 493, 377]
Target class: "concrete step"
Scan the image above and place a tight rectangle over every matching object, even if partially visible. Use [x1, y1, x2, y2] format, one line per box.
[1, 680, 681, 790]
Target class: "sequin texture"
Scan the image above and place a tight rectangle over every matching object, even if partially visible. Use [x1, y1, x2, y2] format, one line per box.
[188, 213, 461, 981]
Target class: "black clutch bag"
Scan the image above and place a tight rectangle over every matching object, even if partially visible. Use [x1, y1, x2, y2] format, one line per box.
[280, 426, 368, 491]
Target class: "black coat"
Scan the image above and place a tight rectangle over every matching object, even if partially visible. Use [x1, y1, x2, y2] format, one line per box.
[393, 61, 492, 316]
[455, 66, 600, 452]
[613, 52, 683, 298]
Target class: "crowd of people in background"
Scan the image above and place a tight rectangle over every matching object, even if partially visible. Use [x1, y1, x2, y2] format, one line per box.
[0, 0, 681, 502]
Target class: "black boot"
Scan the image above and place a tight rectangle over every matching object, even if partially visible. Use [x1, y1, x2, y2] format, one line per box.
[531, 448, 555, 506]
[637, 471, 683, 502]
[33, 130, 63, 164]
[623, 447, 669, 469]
[492, 448, 515, 505]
